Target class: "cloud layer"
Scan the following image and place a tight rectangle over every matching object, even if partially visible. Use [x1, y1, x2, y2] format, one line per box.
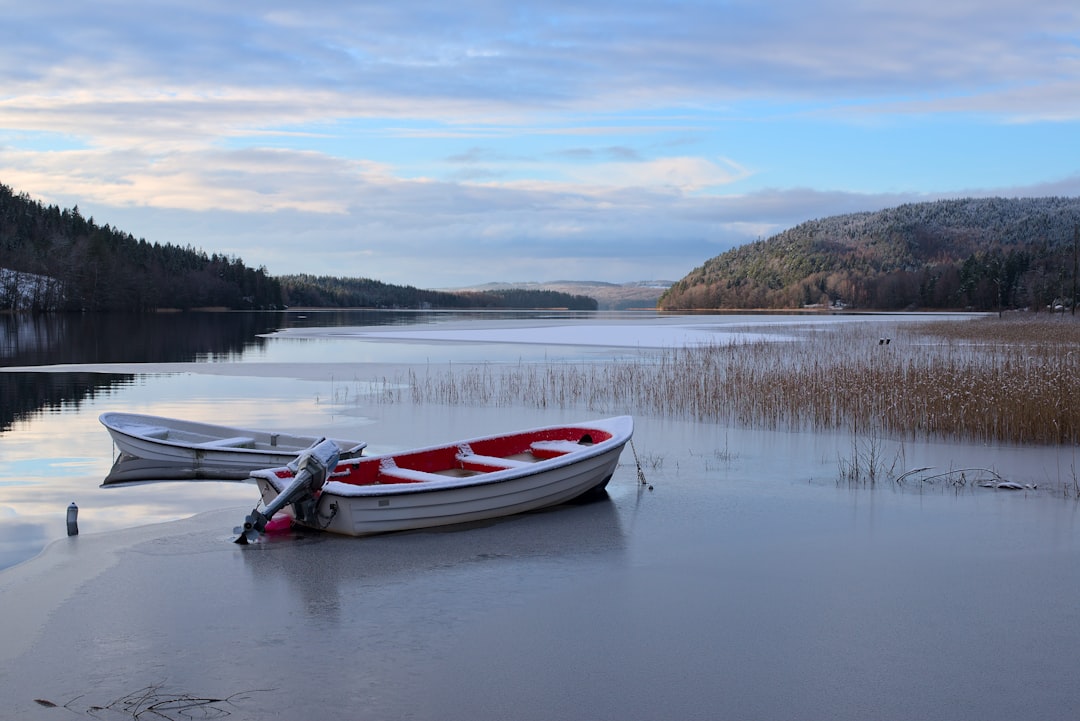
[3, 1, 1079, 286]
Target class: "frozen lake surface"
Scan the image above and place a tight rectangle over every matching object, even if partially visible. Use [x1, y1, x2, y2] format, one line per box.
[2, 311, 1078, 719]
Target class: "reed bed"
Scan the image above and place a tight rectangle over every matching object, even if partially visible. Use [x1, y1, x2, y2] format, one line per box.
[393, 315, 1080, 446]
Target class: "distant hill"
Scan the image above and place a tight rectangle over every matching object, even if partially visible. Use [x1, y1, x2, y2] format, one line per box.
[448, 280, 673, 310]
[280, 274, 598, 310]
[659, 197, 1080, 312]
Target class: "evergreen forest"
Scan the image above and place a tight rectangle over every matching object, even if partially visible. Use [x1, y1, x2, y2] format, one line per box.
[278, 274, 597, 310]
[0, 183, 281, 311]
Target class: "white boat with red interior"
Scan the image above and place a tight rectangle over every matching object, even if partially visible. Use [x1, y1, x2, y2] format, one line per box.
[237, 416, 633, 542]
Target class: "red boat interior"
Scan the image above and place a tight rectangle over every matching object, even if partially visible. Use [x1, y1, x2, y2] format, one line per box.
[270, 426, 612, 487]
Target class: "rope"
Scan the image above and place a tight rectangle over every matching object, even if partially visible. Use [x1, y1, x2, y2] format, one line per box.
[629, 439, 649, 486]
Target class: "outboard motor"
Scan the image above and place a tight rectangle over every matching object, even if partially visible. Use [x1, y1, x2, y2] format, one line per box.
[234, 438, 340, 544]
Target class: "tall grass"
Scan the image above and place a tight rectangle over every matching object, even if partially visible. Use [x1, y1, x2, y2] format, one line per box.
[390, 315, 1080, 446]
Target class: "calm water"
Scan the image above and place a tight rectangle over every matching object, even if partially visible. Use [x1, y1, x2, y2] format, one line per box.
[2, 310, 1079, 720]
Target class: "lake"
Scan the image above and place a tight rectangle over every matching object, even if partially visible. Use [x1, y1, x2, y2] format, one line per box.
[1, 310, 1078, 720]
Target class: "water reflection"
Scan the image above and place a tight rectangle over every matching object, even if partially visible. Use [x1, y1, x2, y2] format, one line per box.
[273, 308, 636, 330]
[0, 371, 135, 432]
[239, 493, 625, 622]
[101, 457, 256, 483]
[0, 312, 279, 366]
[0, 312, 282, 430]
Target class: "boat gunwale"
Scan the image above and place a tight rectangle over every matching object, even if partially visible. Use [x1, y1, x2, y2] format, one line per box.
[100, 411, 365, 455]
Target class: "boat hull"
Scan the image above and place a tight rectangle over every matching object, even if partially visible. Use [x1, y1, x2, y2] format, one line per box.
[251, 416, 632, 536]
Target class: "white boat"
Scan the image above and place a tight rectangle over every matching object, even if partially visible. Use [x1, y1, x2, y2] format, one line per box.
[239, 416, 633, 541]
[100, 412, 366, 480]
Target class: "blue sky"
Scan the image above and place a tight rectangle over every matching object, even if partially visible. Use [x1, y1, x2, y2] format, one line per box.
[2, 0, 1079, 288]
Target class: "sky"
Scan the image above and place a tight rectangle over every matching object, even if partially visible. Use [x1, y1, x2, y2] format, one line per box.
[2, 1, 1079, 289]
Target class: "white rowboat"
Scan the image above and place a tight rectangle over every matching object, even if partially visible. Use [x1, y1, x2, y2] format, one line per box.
[244, 416, 632, 538]
[100, 411, 366, 480]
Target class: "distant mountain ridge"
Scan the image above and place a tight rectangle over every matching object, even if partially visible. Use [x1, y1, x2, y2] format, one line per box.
[447, 280, 674, 310]
[659, 197, 1080, 312]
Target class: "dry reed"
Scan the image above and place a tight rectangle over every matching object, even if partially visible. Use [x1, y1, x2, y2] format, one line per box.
[386, 314, 1080, 446]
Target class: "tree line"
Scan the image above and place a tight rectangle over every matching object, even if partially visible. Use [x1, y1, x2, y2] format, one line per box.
[280, 274, 598, 310]
[1, 183, 282, 311]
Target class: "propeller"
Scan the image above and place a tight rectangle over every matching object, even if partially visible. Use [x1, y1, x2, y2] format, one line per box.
[233, 509, 270, 545]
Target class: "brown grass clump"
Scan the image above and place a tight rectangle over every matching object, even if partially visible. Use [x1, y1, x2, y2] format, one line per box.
[916, 312, 1080, 346]
[396, 314, 1080, 446]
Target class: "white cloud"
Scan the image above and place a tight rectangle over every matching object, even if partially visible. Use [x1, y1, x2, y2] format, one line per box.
[562, 157, 752, 191]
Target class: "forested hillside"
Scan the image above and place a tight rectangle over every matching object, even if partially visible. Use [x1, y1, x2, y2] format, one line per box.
[660, 197, 1080, 312]
[0, 183, 281, 311]
[280, 275, 598, 310]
